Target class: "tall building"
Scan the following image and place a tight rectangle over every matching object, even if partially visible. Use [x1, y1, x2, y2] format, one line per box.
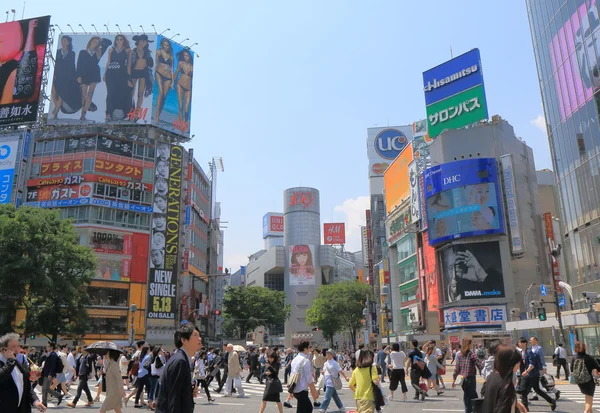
[526, 0, 600, 303]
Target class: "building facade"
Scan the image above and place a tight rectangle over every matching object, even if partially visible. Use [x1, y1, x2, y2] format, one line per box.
[526, 0, 600, 304]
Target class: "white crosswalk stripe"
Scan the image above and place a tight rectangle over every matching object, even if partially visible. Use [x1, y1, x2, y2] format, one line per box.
[544, 385, 600, 411]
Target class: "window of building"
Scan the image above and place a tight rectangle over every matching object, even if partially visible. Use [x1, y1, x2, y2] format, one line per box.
[397, 234, 416, 262]
[143, 168, 154, 182]
[265, 273, 284, 291]
[398, 258, 417, 284]
[84, 158, 94, 172]
[89, 316, 127, 335]
[43, 140, 54, 154]
[31, 163, 40, 177]
[87, 287, 128, 307]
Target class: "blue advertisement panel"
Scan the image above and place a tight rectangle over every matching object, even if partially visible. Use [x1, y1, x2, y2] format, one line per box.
[424, 158, 504, 245]
[0, 138, 19, 204]
[423, 48, 485, 106]
[24, 197, 90, 208]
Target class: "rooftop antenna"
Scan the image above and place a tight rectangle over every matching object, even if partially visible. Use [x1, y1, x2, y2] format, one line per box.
[104, 24, 109, 33]
[172, 33, 180, 40]
[91, 24, 100, 35]
[11, 8, 15, 21]
[140, 25, 145, 34]
[55, 24, 64, 33]
[78, 24, 88, 34]
[159, 28, 170, 36]
[67, 24, 75, 33]
[450, 45, 453, 58]
[151, 24, 157, 34]
[115, 24, 122, 33]
[127, 24, 134, 33]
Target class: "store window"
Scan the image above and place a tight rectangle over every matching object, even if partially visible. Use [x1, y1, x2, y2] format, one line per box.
[398, 258, 417, 284]
[89, 316, 127, 335]
[87, 287, 128, 307]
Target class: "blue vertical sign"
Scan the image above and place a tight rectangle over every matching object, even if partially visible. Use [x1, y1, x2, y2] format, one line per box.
[540, 284, 547, 297]
[558, 294, 566, 307]
[185, 205, 191, 225]
[0, 139, 20, 205]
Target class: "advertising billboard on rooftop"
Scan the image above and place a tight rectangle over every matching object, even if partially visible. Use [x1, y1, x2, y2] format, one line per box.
[0, 16, 51, 126]
[424, 158, 504, 245]
[423, 48, 488, 138]
[383, 141, 413, 214]
[366, 126, 413, 178]
[48, 33, 193, 137]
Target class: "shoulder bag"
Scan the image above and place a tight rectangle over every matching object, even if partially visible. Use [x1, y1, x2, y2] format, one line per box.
[287, 357, 307, 393]
[369, 366, 386, 409]
[28, 357, 42, 382]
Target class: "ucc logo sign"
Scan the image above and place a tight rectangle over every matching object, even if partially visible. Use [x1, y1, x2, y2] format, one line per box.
[374, 129, 408, 160]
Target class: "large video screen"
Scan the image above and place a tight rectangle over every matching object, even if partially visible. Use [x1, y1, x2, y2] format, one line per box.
[0, 16, 51, 126]
[424, 158, 504, 245]
[48, 33, 193, 137]
[440, 241, 505, 303]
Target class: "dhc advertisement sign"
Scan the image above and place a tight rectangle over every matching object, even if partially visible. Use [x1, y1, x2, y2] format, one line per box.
[424, 158, 504, 245]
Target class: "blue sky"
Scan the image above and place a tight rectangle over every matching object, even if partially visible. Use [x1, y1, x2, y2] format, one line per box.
[21, 0, 549, 270]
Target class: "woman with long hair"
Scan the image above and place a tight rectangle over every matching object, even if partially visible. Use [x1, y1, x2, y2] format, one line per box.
[571, 342, 600, 413]
[104, 34, 132, 121]
[174, 48, 193, 131]
[100, 350, 126, 413]
[452, 338, 483, 413]
[51, 35, 81, 118]
[128, 34, 154, 120]
[387, 342, 407, 401]
[76, 36, 107, 120]
[193, 349, 215, 403]
[349, 350, 379, 413]
[154, 38, 174, 124]
[259, 351, 284, 413]
[482, 345, 527, 413]
[424, 345, 443, 396]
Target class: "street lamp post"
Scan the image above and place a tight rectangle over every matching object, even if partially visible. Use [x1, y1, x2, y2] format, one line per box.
[129, 304, 137, 346]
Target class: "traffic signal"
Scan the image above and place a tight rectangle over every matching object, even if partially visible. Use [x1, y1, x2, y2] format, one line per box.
[213, 309, 221, 316]
[29, 334, 35, 340]
[312, 327, 319, 331]
[538, 307, 547, 321]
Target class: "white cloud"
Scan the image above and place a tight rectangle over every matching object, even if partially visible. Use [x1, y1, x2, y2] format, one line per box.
[333, 196, 370, 252]
[531, 113, 547, 134]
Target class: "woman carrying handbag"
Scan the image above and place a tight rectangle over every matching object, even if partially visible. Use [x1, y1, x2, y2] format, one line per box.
[260, 352, 283, 413]
[318, 349, 349, 413]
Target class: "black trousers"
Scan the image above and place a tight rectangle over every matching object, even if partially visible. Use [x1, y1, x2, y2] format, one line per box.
[246, 367, 262, 383]
[135, 375, 150, 405]
[72, 377, 93, 404]
[410, 369, 424, 397]
[284, 367, 291, 383]
[294, 390, 313, 413]
[390, 368, 408, 393]
[521, 376, 554, 410]
[556, 358, 569, 379]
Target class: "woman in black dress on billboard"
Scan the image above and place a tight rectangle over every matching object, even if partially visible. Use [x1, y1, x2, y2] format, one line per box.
[128, 34, 154, 120]
[51, 35, 83, 118]
[103, 34, 132, 121]
[77, 36, 111, 120]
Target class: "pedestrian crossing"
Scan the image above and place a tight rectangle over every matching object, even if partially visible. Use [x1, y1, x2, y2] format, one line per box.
[548, 385, 600, 411]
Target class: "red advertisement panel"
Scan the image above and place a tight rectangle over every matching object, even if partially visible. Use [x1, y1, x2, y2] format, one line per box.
[95, 159, 143, 179]
[324, 223, 346, 244]
[123, 234, 132, 255]
[131, 233, 149, 283]
[26, 182, 92, 202]
[422, 232, 441, 316]
[40, 159, 83, 175]
[122, 259, 131, 281]
[270, 215, 284, 232]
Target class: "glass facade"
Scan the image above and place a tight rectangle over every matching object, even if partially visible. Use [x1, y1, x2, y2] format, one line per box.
[527, 0, 600, 286]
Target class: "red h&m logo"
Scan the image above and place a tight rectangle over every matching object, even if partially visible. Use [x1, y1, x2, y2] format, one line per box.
[289, 192, 313, 209]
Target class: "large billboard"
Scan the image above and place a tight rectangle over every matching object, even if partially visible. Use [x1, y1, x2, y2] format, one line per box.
[48, 33, 193, 137]
[366, 126, 413, 178]
[500, 154, 524, 255]
[147, 144, 182, 320]
[0, 16, 51, 126]
[423, 48, 488, 138]
[0, 136, 20, 204]
[383, 141, 413, 214]
[324, 223, 346, 244]
[262, 212, 284, 238]
[289, 244, 315, 286]
[440, 241, 505, 303]
[424, 158, 504, 245]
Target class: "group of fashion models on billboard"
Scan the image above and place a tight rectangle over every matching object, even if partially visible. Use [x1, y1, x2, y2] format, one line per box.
[50, 33, 193, 131]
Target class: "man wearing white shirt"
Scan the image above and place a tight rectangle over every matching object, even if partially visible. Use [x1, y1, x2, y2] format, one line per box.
[66, 348, 77, 386]
[554, 343, 569, 380]
[0, 332, 46, 413]
[291, 340, 319, 413]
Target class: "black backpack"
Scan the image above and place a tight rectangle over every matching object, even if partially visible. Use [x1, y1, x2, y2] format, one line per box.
[54, 353, 64, 373]
[154, 355, 164, 369]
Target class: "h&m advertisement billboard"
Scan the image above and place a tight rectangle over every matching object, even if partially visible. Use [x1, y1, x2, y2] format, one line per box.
[48, 33, 193, 137]
[147, 144, 183, 321]
[0, 16, 51, 126]
[440, 241, 505, 303]
[423, 48, 488, 138]
[424, 158, 504, 245]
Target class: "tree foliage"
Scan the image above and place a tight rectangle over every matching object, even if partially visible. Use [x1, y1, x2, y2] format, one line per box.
[222, 286, 291, 339]
[0, 205, 96, 341]
[306, 281, 373, 349]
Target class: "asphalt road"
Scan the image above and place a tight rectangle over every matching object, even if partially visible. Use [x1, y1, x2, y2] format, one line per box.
[36, 371, 592, 413]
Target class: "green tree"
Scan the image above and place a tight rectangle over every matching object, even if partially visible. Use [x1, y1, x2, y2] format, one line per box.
[222, 286, 291, 339]
[306, 281, 373, 349]
[0, 205, 96, 342]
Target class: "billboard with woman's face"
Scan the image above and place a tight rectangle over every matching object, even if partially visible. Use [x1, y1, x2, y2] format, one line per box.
[0, 16, 50, 126]
[289, 245, 315, 286]
[424, 158, 504, 246]
[48, 33, 193, 137]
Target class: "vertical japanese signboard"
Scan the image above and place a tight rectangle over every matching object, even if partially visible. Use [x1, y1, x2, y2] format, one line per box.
[0, 137, 19, 204]
[148, 144, 182, 320]
[501, 154, 524, 254]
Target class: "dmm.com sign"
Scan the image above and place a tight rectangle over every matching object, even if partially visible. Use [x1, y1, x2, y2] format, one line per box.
[426, 84, 487, 138]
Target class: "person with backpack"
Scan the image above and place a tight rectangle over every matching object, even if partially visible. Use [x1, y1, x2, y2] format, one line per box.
[149, 347, 166, 409]
[572, 341, 600, 413]
[406, 339, 429, 401]
[67, 349, 94, 408]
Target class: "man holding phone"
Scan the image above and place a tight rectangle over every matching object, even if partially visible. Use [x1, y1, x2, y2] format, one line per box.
[0, 332, 47, 412]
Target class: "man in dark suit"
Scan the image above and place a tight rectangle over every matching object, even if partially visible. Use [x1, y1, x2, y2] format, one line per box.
[156, 322, 202, 413]
[0, 333, 46, 413]
[40, 342, 63, 407]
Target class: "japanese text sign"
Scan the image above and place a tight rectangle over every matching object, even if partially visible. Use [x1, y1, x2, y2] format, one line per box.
[443, 305, 507, 328]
